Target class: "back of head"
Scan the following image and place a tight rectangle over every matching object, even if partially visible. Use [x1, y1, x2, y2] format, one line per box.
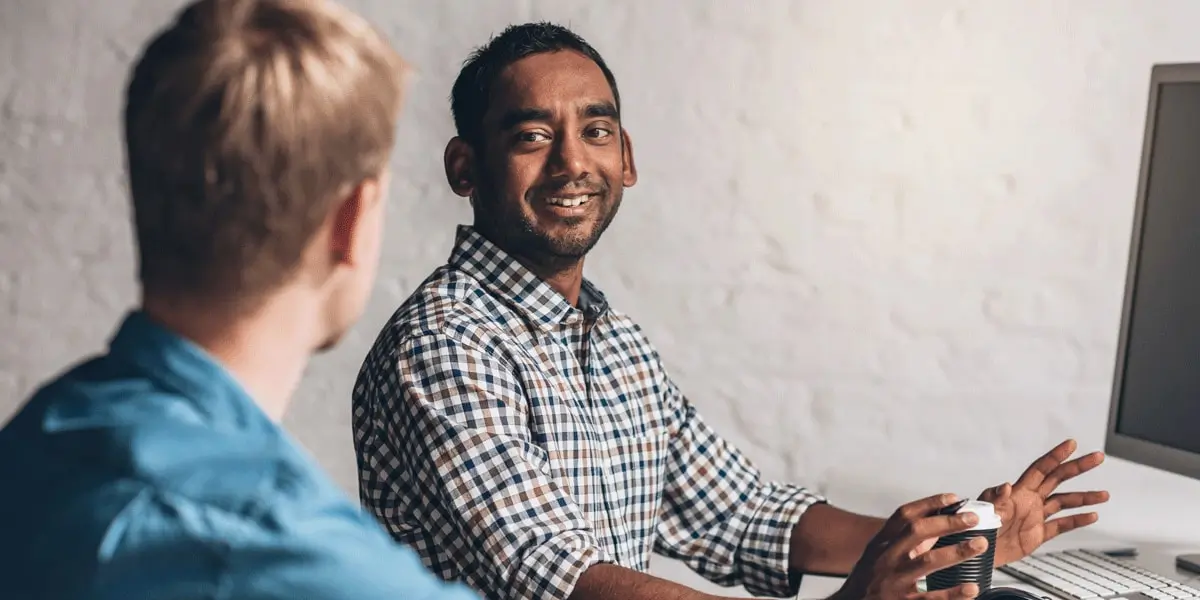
[124, 0, 408, 311]
[450, 22, 620, 148]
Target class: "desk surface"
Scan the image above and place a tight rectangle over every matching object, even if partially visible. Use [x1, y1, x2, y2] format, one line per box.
[798, 457, 1200, 599]
[649, 457, 1200, 598]
[798, 532, 1200, 599]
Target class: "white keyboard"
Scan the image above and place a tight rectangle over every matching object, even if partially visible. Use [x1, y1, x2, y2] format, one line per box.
[999, 549, 1200, 600]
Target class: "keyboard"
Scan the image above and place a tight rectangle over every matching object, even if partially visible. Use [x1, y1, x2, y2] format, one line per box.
[999, 549, 1200, 600]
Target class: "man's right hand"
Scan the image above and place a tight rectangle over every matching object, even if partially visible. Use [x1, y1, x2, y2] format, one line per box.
[831, 494, 990, 600]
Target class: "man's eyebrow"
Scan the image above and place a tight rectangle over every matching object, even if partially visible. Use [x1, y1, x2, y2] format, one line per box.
[496, 102, 619, 130]
[583, 102, 619, 120]
[498, 108, 552, 131]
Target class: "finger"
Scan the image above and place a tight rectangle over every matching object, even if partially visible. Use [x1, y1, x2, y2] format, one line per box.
[890, 493, 962, 531]
[909, 538, 936, 559]
[897, 513, 981, 552]
[911, 583, 982, 600]
[1015, 439, 1077, 490]
[1044, 490, 1111, 516]
[1044, 512, 1100, 540]
[1039, 451, 1106, 496]
[907, 535, 989, 578]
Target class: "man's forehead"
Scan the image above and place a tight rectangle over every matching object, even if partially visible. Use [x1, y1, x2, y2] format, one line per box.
[488, 50, 615, 116]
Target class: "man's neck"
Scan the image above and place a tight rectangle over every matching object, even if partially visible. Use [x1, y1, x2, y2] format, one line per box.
[475, 230, 588, 305]
[529, 260, 585, 306]
[141, 291, 318, 421]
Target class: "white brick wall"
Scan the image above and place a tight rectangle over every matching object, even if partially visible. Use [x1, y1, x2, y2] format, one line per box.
[6, 0, 1200, 594]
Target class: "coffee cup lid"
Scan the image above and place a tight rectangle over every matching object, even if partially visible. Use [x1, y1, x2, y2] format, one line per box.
[956, 500, 1002, 530]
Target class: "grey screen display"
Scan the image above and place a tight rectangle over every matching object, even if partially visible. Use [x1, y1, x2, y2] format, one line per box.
[1115, 81, 1200, 454]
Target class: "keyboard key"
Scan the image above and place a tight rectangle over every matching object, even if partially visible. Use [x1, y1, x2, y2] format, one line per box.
[1147, 591, 1180, 600]
[1164, 587, 1199, 600]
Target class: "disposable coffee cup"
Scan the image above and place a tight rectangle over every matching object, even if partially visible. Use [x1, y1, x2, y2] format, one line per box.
[926, 500, 1002, 593]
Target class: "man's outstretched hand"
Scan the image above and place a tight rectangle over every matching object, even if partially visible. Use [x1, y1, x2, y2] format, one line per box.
[981, 439, 1110, 566]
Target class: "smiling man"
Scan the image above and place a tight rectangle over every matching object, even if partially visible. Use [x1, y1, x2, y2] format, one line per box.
[351, 22, 1109, 600]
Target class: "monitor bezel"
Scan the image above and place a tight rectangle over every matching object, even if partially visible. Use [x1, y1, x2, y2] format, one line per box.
[1105, 62, 1200, 481]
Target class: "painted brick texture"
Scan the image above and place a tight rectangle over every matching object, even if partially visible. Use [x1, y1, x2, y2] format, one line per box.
[5, 0, 1200, 594]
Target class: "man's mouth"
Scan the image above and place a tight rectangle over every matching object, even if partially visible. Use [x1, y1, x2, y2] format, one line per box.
[544, 194, 595, 208]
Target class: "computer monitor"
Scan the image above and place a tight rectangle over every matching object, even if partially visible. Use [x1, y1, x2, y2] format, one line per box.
[1105, 62, 1200, 483]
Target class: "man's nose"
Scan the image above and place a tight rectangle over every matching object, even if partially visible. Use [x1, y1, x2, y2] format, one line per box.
[548, 134, 589, 180]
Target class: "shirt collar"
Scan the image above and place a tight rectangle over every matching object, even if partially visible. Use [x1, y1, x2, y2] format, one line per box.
[447, 225, 609, 329]
[105, 310, 266, 430]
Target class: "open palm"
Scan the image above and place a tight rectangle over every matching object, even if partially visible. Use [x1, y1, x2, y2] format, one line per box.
[980, 439, 1110, 566]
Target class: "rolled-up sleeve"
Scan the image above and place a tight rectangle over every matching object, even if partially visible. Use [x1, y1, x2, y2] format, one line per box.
[654, 376, 826, 598]
[372, 330, 609, 600]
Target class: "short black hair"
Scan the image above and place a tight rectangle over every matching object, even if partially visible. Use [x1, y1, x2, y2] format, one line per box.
[450, 22, 621, 147]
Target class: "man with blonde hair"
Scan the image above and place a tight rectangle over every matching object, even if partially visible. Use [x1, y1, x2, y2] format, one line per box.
[0, 1, 476, 598]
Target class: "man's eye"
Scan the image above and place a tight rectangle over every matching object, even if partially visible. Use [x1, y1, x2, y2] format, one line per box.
[586, 127, 613, 139]
[518, 131, 549, 143]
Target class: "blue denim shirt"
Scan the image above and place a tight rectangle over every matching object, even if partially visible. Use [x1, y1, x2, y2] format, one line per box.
[0, 311, 478, 600]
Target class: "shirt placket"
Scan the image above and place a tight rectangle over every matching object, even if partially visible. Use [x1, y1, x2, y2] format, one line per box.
[574, 309, 638, 567]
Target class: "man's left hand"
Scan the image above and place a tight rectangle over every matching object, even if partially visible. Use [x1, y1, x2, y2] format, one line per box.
[981, 439, 1110, 566]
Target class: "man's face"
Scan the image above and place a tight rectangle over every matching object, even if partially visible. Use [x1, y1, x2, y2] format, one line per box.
[458, 50, 637, 263]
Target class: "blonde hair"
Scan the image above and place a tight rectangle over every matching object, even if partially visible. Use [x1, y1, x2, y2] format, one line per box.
[123, 0, 408, 305]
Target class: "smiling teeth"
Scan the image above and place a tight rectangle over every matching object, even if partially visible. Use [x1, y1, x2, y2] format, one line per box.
[547, 196, 589, 207]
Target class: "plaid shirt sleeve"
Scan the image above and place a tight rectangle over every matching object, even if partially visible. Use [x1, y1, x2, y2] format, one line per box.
[380, 330, 610, 600]
[653, 371, 827, 597]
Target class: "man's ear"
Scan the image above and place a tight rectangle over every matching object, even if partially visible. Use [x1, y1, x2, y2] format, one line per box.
[444, 137, 476, 198]
[329, 176, 384, 267]
[620, 127, 638, 188]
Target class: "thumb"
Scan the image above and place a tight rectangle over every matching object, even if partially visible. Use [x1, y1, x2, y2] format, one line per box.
[981, 482, 1012, 500]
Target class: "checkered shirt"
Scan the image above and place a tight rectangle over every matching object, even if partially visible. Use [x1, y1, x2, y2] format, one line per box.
[352, 226, 826, 599]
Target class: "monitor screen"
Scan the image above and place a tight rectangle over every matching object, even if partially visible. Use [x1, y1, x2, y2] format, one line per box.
[1112, 79, 1200, 457]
